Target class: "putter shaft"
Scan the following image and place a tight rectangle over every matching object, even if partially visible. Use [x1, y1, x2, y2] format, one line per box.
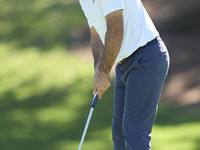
[78, 108, 94, 150]
[78, 93, 98, 150]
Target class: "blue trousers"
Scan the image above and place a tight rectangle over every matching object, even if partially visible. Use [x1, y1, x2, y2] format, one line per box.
[112, 37, 170, 150]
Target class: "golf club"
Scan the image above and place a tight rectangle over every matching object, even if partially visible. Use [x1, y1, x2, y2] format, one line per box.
[78, 93, 98, 150]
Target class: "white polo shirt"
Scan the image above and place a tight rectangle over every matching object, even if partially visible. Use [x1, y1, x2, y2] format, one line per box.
[79, 0, 159, 63]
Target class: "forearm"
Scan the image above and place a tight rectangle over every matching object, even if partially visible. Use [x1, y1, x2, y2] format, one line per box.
[92, 10, 124, 98]
[98, 30, 124, 74]
[91, 39, 105, 72]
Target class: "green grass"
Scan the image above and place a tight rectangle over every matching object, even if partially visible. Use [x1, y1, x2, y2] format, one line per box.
[152, 123, 200, 150]
[0, 0, 87, 49]
[0, 43, 96, 150]
[152, 104, 200, 150]
[1, 43, 200, 150]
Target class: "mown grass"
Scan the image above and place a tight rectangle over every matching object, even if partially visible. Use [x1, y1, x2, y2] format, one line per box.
[0, 43, 96, 150]
[152, 103, 200, 150]
[0, 0, 87, 49]
[1, 43, 200, 150]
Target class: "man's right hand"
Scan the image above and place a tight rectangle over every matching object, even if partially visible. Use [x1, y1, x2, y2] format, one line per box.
[93, 70, 111, 99]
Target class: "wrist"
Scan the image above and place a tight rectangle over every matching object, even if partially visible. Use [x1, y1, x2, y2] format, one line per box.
[98, 69, 110, 77]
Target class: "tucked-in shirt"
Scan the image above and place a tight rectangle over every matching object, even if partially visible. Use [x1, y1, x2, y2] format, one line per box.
[79, 0, 159, 63]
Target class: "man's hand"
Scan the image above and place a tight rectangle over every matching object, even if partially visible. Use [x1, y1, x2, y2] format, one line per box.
[93, 71, 111, 99]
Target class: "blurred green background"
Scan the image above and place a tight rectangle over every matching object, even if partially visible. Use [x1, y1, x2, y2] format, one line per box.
[0, 0, 200, 150]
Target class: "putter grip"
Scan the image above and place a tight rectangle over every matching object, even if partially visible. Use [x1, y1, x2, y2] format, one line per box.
[91, 93, 98, 108]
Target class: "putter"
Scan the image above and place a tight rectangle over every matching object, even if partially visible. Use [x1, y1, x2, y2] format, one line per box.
[78, 93, 98, 150]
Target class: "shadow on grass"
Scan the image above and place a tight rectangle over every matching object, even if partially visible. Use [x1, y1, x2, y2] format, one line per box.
[1, 72, 200, 150]
[0, 0, 89, 50]
[0, 74, 114, 150]
[194, 137, 200, 150]
[155, 102, 200, 126]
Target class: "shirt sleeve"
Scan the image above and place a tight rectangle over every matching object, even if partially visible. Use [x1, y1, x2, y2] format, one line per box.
[85, 13, 93, 28]
[79, 1, 93, 28]
[98, 0, 125, 17]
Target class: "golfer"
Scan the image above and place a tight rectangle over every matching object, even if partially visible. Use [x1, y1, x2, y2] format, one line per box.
[79, 0, 169, 149]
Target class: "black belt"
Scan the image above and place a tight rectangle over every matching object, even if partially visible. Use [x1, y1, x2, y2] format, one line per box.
[118, 37, 161, 64]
